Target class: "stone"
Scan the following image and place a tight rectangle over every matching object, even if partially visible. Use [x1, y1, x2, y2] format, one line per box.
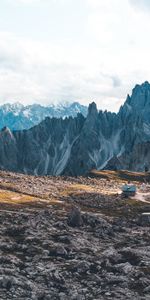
[76, 261, 91, 274]
[114, 263, 133, 274]
[139, 213, 150, 225]
[0, 170, 150, 300]
[49, 246, 68, 258]
[67, 207, 83, 227]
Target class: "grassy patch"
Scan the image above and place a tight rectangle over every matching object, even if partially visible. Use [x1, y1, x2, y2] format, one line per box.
[0, 189, 62, 206]
[0, 190, 36, 204]
[60, 184, 96, 197]
[90, 169, 150, 183]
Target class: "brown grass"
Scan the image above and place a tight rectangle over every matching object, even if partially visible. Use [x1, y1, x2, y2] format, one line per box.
[60, 184, 96, 197]
[0, 189, 62, 206]
[0, 190, 36, 204]
[90, 169, 150, 183]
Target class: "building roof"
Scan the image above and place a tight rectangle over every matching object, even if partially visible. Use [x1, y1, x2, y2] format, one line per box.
[122, 184, 137, 193]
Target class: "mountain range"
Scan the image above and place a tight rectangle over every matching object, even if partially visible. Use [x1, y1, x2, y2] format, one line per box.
[0, 102, 88, 130]
[0, 81, 150, 175]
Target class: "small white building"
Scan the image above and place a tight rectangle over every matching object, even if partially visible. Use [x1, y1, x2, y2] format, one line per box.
[121, 184, 137, 197]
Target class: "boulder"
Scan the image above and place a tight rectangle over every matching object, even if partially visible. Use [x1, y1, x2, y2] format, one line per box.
[139, 213, 150, 226]
[67, 207, 83, 227]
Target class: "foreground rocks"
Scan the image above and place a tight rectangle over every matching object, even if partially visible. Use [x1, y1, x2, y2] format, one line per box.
[67, 206, 83, 227]
[0, 209, 150, 300]
[0, 171, 150, 299]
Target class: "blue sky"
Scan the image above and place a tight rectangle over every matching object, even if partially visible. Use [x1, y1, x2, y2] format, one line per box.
[0, 0, 150, 111]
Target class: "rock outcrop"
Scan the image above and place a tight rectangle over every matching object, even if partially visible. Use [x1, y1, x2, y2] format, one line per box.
[0, 82, 150, 175]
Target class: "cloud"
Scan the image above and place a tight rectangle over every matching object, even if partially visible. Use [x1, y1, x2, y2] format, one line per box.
[0, 0, 150, 112]
[111, 76, 122, 88]
[129, 0, 150, 11]
[0, 31, 124, 110]
[6, 0, 74, 5]
[7, 0, 44, 4]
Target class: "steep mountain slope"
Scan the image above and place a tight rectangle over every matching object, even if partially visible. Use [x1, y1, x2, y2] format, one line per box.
[0, 102, 88, 130]
[0, 81, 150, 175]
[0, 114, 85, 175]
[105, 81, 150, 171]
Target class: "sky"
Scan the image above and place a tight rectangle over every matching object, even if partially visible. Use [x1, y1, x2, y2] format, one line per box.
[0, 0, 150, 111]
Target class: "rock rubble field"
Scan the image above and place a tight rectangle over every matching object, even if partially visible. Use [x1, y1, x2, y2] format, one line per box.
[0, 170, 150, 300]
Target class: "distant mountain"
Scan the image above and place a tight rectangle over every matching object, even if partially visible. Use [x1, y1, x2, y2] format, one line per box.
[0, 82, 150, 175]
[0, 102, 88, 130]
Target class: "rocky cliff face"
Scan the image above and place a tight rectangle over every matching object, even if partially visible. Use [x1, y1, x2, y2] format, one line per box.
[0, 82, 150, 175]
[0, 114, 85, 175]
[107, 81, 150, 171]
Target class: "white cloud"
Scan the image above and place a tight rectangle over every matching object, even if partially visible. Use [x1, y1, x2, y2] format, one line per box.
[130, 0, 150, 11]
[0, 0, 150, 112]
[7, 0, 44, 4]
[0, 31, 125, 111]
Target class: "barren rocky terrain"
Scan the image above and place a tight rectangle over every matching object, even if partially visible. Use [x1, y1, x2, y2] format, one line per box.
[0, 170, 150, 300]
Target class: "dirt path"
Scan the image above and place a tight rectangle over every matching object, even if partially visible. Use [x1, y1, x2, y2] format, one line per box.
[132, 192, 150, 203]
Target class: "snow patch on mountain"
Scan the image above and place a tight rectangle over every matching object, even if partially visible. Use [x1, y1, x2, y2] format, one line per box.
[0, 102, 88, 130]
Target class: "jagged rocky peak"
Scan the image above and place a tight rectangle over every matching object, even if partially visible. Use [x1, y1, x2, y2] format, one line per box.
[0, 126, 15, 145]
[128, 81, 150, 110]
[87, 102, 98, 116]
[119, 81, 150, 120]
[125, 94, 131, 104]
[1, 126, 12, 135]
[82, 102, 99, 131]
[1, 82, 150, 175]
[132, 81, 150, 94]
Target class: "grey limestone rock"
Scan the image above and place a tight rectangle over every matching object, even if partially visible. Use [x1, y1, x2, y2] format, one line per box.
[1, 82, 150, 175]
[67, 207, 83, 227]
